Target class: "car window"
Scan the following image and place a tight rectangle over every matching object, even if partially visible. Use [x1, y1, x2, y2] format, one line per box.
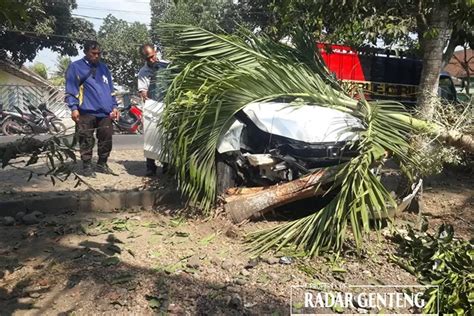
[439, 77, 456, 102]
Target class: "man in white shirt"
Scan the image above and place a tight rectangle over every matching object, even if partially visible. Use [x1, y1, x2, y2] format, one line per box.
[137, 44, 169, 176]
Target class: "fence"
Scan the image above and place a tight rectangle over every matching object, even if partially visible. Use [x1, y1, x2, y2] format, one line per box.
[0, 84, 70, 118]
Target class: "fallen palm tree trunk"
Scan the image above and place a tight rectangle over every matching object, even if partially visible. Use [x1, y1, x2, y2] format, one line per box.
[440, 130, 474, 152]
[389, 114, 474, 153]
[224, 114, 473, 224]
[225, 186, 267, 198]
[225, 165, 341, 223]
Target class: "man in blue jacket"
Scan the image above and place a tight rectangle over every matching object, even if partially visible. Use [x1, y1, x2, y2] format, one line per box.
[65, 40, 119, 177]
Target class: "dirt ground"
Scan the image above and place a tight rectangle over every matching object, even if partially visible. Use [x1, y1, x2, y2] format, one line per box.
[0, 167, 472, 315]
[0, 150, 148, 201]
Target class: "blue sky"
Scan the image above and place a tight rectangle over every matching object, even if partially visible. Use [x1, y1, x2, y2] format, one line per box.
[27, 0, 151, 72]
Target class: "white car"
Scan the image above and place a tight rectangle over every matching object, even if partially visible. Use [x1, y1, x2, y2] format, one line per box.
[215, 101, 362, 193]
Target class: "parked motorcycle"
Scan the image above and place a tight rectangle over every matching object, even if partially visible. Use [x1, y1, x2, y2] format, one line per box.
[113, 100, 143, 134]
[1, 103, 67, 136]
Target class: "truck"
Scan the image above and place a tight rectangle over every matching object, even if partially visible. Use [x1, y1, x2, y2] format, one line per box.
[317, 43, 458, 105]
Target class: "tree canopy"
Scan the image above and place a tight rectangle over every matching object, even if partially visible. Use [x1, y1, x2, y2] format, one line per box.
[156, 24, 473, 256]
[239, 0, 473, 53]
[150, 0, 245, 51]
[0, 0, 96, 64]
[237, 0, 473, 117]
[98, 15, 151, 91]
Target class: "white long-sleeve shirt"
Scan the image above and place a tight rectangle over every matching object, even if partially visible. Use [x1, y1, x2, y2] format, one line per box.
[137, 61, 170, 161]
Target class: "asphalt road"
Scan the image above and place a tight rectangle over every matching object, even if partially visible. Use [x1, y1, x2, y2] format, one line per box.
[0, 134, 144, 150]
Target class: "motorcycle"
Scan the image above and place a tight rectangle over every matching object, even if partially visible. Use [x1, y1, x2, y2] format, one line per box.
[0, 103, 67, 136]
[113, 99, 143, 134]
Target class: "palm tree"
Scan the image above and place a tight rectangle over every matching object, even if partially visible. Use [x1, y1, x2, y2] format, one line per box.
[50, 56, 71, 86]
[54, 56, 71, 78]
[156, 25, 474, 256]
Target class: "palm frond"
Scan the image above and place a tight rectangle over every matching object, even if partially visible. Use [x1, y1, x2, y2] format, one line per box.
[157, 23, 342, 89]
[158, 24, 423, 255]
[157, 23, 265, 68]
[161, 57, 359, 210]
[246, 99, 420, 256]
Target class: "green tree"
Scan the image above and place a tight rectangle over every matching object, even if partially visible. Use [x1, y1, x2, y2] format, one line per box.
[0, 0, 96, 64]
[50, 56, 71, 86]
[150, 0, 244, 49]
[98, 15, 151, 91]
[29, 62, 48, 80]
[0, 0, 28, 26]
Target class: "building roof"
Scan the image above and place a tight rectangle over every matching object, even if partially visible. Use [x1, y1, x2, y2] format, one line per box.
[443, 49, 474, 79]
[0, 59, 55, 88]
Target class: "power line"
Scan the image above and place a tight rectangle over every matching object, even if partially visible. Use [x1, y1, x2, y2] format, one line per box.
[3, 28, 152, 47]
[3, 29, 91, 41]
[43, 1, 266, 14]
[31, 0, 276, 22]
[78, 5, 151, 15]
[72, 13, 152, 26]
[41, 2, 152, 14]
[72, 14, 105, 21]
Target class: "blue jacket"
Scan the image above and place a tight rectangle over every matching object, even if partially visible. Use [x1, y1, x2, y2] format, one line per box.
[65, 58, 118, 117]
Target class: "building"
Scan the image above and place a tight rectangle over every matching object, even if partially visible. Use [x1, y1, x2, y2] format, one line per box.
[443, 48, 473, 95]
[0, 59, 53, 87]
[0, 59, 70, 118]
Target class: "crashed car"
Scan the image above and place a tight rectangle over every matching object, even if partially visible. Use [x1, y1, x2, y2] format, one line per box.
[215, 101, 422, 220]
[215, 101, 362, 193]
[144, 98, 421, 217]
[144, 99, 360, 188]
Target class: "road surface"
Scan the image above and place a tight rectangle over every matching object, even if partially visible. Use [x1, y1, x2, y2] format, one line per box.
[0, 134, 144, 150]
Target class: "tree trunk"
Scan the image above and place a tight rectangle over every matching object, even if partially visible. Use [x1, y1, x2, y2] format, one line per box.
[464, 47, 471, 95]
[441, 26, 460, 68]
[225, 166, 341, 223]
[440, 130, 474, 153]
[417, 2, 451, 120]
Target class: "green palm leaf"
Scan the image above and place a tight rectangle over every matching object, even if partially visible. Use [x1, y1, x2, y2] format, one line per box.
[158, 24, 423, 255]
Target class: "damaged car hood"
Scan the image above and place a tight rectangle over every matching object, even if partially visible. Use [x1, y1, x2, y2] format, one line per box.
[218, 101, 362, 153]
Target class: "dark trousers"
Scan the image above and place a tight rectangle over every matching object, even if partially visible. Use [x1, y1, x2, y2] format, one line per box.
[146, 158, 157, 172]
[77, 114, 113, 163]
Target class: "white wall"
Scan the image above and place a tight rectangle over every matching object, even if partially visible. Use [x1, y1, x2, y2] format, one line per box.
[0, 70, 36, 86]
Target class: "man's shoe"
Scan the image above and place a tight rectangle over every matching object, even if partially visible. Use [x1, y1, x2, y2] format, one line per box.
[96, 162, 118, 176]
[82, 162, 96, 178]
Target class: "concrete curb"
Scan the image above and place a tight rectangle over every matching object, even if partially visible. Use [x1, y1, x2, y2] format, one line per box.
[0, 190, 165, 217]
